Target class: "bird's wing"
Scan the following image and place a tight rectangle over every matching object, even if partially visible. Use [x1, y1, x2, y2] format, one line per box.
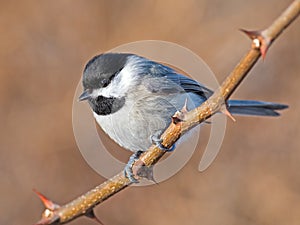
[166, 72, 213, 97]
[143, 69, 213, 99]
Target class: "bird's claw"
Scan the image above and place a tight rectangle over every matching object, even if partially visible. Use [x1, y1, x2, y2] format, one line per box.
[124, 151, 143, 183]
[124, 151, 157, 183]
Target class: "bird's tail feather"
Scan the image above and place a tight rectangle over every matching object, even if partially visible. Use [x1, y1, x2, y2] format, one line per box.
[227, 100, 288, 117]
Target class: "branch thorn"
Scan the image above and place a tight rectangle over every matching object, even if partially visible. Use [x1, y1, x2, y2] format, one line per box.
[136, 165, 158, 184]
[240, 29, 271, 59]
[181, 98, 189, 114]
[221, 106, 236, 122]
[33, 189, 60, 210]
[172, 111, 184, 124]
[171, 98, 189, 124]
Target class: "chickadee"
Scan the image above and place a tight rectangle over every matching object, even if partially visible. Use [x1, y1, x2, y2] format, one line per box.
[79, 53, 287, 182]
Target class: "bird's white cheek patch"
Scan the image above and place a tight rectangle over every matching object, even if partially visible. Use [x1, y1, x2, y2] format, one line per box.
[92, 80, 130, 98]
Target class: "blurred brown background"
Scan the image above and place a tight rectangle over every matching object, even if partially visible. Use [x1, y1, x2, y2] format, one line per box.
[1, 1, 299, 225]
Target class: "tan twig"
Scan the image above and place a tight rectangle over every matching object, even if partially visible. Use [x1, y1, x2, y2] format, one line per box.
[34, 1, 300, 224]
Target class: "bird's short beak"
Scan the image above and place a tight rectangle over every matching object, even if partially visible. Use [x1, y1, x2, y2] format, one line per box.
[79, 90, 92, 101]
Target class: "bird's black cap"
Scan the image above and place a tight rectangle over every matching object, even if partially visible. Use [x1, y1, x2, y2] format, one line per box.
[82, 53, 133, 89]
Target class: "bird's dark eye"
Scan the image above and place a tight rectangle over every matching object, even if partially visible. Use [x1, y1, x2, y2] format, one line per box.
[101, 67, 124, 88]
[101, 78, 109, 87]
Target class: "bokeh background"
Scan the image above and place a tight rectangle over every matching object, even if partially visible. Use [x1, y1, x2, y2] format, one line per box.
[1, 1, 299, 225]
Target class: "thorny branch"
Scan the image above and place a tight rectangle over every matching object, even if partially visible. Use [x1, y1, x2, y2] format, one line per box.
[34, 1, 300, 224]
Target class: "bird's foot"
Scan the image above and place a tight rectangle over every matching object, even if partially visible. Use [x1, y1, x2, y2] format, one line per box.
[124, 151, 143, 183]
[124, 151, 157, 183]
[151, 132, 175, 152]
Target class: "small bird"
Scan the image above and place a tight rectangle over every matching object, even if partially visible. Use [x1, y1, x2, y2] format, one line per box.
[79, 53, 287, 182]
